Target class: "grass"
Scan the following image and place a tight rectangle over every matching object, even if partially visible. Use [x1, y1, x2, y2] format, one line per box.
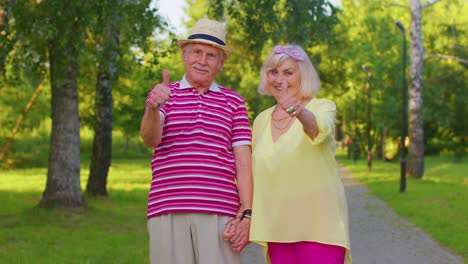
[0, 126, 154, 263]
[0, 157, 152, 264]
[337, 152, 468, 263]
[1, 129, 467, 263]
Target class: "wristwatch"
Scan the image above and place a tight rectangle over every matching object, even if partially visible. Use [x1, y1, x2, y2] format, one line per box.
[241, 209, 252, 220]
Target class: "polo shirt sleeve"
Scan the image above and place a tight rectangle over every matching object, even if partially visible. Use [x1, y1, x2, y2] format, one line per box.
[232, 100, 252, 147]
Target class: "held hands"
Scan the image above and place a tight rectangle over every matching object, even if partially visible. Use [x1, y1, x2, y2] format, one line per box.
[271, 81, 303, 117]
[223, 216, 251, 252]
[147, 69, 171, 111]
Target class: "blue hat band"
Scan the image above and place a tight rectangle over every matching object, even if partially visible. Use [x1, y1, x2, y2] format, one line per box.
[188, 34, 225, 46]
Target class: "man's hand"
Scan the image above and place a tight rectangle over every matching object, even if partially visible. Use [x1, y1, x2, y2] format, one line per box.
[223, 217, 251, 252]
[147, 69, 171, 111]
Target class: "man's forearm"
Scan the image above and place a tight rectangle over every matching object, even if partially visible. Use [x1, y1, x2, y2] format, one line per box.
[140, 109, 163, 147]
[237, 173, 253, 213]
[233, 145, 253, 214]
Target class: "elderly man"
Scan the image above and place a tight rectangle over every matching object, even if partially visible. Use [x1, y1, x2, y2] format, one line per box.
[140, 18, 253, 264]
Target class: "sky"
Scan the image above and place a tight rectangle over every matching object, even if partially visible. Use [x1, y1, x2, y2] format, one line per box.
[154, 0, 342, 35]
[154, 0, 187, 35]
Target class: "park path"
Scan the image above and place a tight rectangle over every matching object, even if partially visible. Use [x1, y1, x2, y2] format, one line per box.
[240, 165, 464, 264]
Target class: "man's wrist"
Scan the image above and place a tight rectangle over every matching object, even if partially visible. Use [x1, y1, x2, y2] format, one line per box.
[240, 208, 252, 220]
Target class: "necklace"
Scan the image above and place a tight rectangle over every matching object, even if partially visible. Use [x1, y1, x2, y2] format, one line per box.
[271, 107, 295, 130]
[271, 106, 289, 120]
[272, 117, 295, 130]
[272, 113, 290, 122]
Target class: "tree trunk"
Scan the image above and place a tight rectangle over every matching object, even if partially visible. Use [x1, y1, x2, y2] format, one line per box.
[381, 127, 387, 161]
[39, 2, 84, 208]
[408, 0, 425, 178]
[86, 1, 120, 196]
[121, 136, 129, 154]
[86, 70, 114, 196]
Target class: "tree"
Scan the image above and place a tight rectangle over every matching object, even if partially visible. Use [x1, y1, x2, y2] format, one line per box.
[39, 0, 86, 207]
[1, 0, 50, 165]
[4, 0, 87, 206]
[421, 0, 467, 160]
[86, 0, 164, 195]
[86, 0, 120, 196]
[408, 0, 425, 177]
[334, 0, 406, 161]
[407, 0, 441, 178]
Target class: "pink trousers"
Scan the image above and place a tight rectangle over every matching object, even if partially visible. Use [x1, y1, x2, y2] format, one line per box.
[267, 241, 346, 264]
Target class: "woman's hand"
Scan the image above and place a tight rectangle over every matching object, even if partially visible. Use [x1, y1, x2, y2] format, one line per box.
[222, 217, 238, 241]
[271, 81, 303, 117]
[223, 217, 251, 252]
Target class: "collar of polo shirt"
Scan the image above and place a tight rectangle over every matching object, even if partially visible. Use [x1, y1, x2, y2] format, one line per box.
[179, 75, 221, 92]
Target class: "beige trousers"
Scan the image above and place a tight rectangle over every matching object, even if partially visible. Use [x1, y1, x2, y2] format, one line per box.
[147, 213, 240, 264]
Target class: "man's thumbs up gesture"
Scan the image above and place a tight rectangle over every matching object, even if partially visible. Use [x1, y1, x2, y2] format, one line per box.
[148, 69, 171, 111]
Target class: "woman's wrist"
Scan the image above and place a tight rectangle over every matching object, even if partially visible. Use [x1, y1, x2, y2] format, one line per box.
[294, 104, 306, 119]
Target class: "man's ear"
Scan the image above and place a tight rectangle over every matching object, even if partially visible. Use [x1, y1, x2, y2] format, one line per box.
[217, 54, 227, 72]
[180, 46, 188, 63]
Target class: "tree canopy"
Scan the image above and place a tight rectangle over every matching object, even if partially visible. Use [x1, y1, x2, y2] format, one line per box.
[1, 0, 466, 173]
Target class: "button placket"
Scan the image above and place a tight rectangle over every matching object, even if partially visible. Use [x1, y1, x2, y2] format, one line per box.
[197, 93, 202, 118]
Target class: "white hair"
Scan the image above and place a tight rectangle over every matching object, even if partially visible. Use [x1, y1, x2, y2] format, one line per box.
[258, 45, 320, 100]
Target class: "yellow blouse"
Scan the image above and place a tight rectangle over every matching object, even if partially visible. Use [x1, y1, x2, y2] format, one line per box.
[250, 98, 351, 263]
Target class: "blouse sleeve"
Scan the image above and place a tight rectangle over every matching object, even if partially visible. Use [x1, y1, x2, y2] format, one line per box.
[306, 99, 336, 145]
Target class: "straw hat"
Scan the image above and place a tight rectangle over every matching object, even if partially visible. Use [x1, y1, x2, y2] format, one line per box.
[177, 18, 232, 56]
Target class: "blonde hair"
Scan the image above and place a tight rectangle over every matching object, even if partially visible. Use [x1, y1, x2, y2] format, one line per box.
[258, 45, 320, 100]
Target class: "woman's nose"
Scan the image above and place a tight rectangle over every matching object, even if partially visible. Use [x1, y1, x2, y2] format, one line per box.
[273, 76, 283, 84]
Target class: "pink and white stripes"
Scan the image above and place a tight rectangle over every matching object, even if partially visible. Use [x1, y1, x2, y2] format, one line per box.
[145, 80, 251, 219]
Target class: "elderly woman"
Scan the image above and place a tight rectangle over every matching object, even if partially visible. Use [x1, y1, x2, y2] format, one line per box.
[249, 45, 352, 264]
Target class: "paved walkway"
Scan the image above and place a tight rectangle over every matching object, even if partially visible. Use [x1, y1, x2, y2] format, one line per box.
[241, 165, 464, 264]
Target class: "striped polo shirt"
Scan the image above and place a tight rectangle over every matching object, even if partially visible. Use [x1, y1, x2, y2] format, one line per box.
[145, 77, 252, 219]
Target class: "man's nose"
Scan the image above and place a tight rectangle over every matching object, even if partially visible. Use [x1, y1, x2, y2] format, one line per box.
[198, 53, 208, 64]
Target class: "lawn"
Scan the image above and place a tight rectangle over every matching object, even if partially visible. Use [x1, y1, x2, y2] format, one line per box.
[1, 135, 466, 263]
[337, 153, 468, 263]
[0, 157, 152, 264]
